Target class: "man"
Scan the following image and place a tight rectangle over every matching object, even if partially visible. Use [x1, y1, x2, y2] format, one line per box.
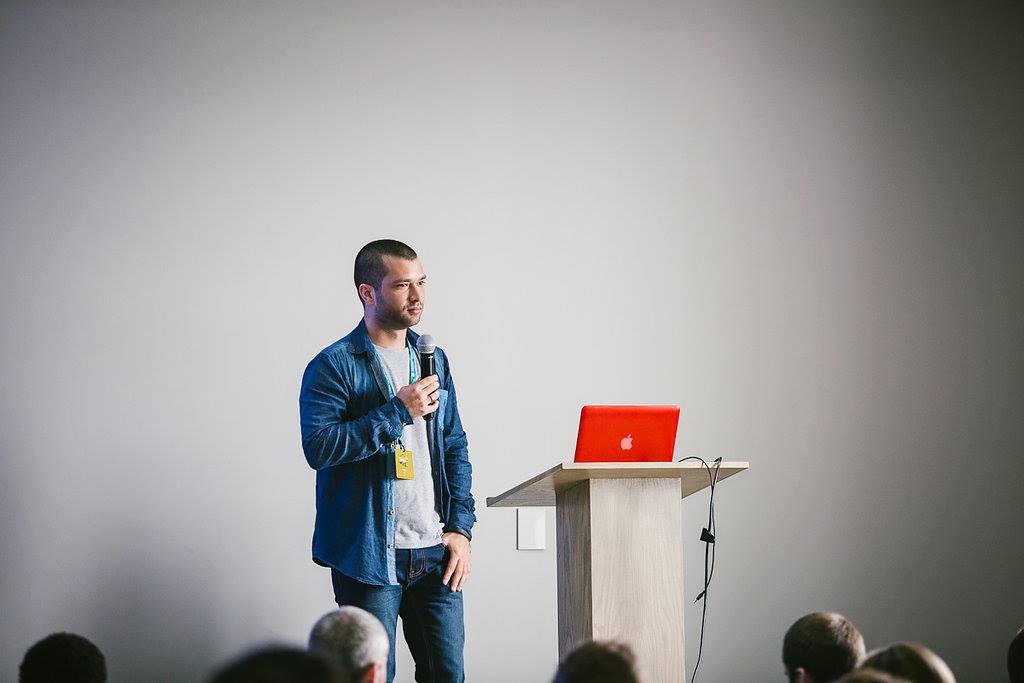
[783, 612, 866, 683]
[309, 606, 389, 683]
[552, 641, 640, 683]
[20, 632, 107, 683]
[299, 239, 475, 682]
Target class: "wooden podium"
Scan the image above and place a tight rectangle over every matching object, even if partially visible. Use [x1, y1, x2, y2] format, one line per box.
[486, 461, 749, 682]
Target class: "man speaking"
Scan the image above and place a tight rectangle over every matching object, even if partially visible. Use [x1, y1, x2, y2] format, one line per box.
[299, 239, 476, 682]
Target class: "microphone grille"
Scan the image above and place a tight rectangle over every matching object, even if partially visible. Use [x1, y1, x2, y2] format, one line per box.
[416, 334, 436, 354]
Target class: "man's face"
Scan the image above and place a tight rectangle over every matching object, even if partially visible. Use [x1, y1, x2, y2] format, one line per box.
[365, 256, 426, 329]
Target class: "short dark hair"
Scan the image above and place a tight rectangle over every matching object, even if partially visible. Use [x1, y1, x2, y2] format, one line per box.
[783, 612, 866, 683]
[553, 641, 640, 683]
[19, 632, 107, 683]
[1010, 627, 1024, 683]
[208, 645, 342, 683]
[353, 239, 418, 302]
[860, 642, 955, 683]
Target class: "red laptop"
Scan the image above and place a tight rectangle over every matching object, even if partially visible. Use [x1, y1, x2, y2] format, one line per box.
[573, 405, 681, 463]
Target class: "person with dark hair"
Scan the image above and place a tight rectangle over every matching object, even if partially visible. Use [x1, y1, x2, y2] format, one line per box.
[351, 240, 419, 307]
[552, 641, 640, 683]
[859, 642, 955, 683]
[299, 239, 475, 682]
[208, 646, 342, 683]
[309, 607, 389, 683]
[836, 670, 909, 683]
[783, 612, 866, 683]
[1010, 627, 1024, 683]
[20, 632, 107, 683]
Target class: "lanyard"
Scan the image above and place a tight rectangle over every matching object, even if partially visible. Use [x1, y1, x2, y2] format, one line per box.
[372, 343, 418, 400]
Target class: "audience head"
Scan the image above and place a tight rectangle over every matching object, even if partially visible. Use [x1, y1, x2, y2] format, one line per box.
[860, 642, 955, 683]
[553, 640, 640, 683]
[783, 612, 866, 683]
[20, 632, 106, 683]
[836, 670, 910, 683]
[208, 645, 341, 683]
[1010, 627, 1024, 683]
[309, 607, 389, 683]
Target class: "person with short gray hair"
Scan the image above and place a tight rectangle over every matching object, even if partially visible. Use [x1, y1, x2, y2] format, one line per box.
[309, 607, 389, 683]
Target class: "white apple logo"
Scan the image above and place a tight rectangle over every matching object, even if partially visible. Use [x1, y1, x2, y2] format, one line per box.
[620, 434, 633, 450]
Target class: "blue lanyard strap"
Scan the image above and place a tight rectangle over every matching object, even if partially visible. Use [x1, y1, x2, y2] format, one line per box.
[372, 343, 418, 400]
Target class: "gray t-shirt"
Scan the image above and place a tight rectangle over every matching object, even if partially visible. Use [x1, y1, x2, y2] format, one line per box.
[373, 344, 444, 549]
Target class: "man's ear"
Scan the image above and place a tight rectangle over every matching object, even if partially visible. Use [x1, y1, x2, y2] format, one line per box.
[358, 283, 375, 307]
[792, 667, 813, 683]
[360, 660, 384, 683]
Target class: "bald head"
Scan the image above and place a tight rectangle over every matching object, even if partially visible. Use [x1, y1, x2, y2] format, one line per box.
[783, 612, 866, 683]
[309, 607, 389, 683]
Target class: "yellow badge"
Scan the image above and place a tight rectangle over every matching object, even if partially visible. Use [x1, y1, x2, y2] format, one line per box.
[395, 447, 414, 480]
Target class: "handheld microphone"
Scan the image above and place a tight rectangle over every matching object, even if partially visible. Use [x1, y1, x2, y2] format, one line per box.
[416, 334, 437, 421]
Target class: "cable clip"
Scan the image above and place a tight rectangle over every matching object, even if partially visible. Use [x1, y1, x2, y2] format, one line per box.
[700, 528, 715, 544]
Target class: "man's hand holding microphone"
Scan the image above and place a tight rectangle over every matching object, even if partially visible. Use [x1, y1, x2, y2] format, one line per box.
[396, 376, 440, 420]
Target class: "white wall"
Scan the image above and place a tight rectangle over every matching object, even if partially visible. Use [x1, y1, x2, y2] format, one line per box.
[1, 2, 1021, 681]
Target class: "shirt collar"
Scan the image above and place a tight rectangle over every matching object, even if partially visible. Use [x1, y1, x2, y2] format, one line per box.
[347, 318, 421, 354]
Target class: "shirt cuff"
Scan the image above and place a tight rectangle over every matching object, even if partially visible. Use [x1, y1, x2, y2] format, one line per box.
[388, 395, 414, 427]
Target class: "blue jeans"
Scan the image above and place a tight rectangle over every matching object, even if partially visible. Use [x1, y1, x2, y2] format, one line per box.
[331, 543, 465, 683]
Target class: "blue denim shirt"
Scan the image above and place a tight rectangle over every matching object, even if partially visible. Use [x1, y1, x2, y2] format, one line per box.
[299, 320, 476, 586]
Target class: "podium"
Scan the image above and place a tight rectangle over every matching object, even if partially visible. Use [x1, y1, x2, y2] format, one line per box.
[486, 461, 749, 682]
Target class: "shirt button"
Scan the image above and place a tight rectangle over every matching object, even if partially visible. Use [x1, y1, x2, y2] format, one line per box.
[388, 510, 395, 516]
[387, 544, 394, 549]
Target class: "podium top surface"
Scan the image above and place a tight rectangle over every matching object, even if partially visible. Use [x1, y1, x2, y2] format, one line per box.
[485, 460, 749, 508]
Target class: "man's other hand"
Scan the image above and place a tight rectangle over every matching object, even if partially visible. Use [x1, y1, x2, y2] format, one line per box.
[441, 531, 471, 592]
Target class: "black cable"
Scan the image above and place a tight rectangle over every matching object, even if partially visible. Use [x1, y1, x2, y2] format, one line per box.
[676, 456, 722, 683]
[706, 459, 721, 586]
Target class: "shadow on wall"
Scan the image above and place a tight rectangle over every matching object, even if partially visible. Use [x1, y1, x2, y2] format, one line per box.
[85, 519, 219, 681]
